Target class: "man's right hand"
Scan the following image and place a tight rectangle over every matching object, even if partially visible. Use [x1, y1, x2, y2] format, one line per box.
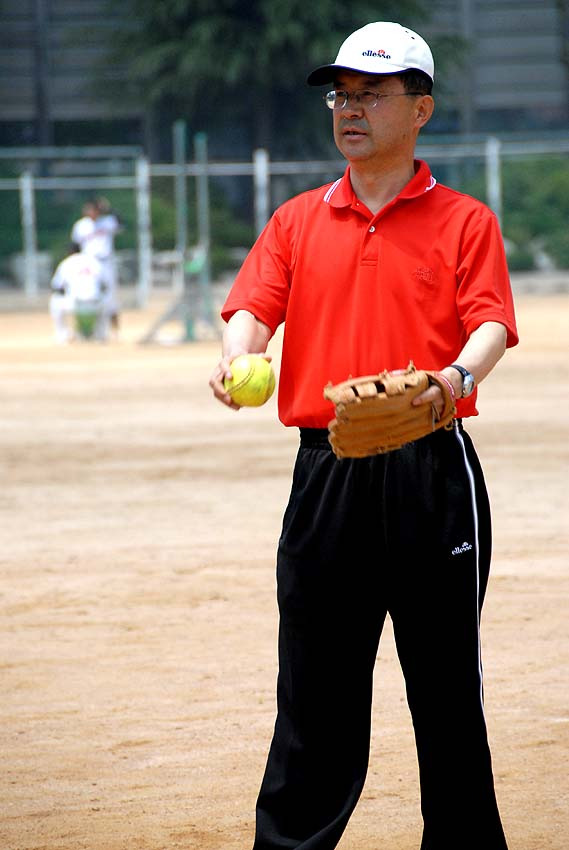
[209, 351, 273, 410]
[209, 354, 243, 410]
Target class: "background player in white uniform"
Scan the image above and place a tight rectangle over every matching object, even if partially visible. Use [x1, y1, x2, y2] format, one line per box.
[71, 198, 122, 336]
[49, 246, 111, 343]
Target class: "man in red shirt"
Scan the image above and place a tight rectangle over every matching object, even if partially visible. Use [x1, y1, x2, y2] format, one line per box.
[210, 21, 517, 850]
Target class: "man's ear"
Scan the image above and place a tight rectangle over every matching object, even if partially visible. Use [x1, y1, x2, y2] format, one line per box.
[415, 95, 435, 129]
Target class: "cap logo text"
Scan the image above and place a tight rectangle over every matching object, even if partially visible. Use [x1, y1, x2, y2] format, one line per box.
[362, 49, 392, 59]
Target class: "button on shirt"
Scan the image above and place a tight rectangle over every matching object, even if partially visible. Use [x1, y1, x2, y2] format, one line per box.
[222, 160, 518, 428]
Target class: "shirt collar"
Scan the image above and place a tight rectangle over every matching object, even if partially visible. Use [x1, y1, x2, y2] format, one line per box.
[324, 159, 436, 209]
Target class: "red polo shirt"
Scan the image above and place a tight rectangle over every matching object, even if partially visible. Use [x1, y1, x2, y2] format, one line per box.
[222, 160, 518, 428]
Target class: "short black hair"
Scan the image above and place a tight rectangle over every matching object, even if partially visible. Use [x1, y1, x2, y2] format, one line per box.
[398, 69, 433, 96]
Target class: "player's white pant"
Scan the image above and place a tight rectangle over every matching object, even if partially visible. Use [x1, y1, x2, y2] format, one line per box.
[49, 293, 73, 343]
[98, 256, 119, 317]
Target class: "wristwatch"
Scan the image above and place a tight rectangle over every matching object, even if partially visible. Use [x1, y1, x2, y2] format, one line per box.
[449, 364, 476, 398]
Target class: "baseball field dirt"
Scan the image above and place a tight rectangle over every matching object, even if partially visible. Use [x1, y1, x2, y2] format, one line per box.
[1, 289, 567, 850]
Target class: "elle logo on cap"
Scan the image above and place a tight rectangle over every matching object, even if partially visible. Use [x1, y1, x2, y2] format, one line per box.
[362, 49, 392, 59]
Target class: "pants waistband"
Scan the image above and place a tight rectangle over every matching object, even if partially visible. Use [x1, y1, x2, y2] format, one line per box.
[299, 420, 464, 451]
[299, 427, 332, 448]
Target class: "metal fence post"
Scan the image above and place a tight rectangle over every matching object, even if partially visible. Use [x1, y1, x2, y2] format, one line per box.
[135, 156, 152, 307]
[173, 120, 188, 296]
[19, 171, 39, 300]
[194, 132, 212, 324]
[485, 136, 503, 227]
[253, 148, 270, 236]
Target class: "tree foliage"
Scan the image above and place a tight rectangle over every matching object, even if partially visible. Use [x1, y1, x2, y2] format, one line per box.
[111, 0, 441, 156]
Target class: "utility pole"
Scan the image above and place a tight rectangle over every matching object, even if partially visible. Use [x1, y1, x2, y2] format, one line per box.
[556, 0, 569, 121]
[459, 0, 475, 136]
[33, 0, 52, 148]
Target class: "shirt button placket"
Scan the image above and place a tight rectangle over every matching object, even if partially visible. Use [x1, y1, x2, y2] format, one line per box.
[361, 222, 379, 265]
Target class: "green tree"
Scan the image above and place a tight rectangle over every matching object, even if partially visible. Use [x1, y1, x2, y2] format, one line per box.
[462, 156, 569, 271]
[110, 0, 456, 158]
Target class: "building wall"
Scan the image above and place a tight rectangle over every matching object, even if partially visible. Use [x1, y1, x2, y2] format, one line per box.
[1, 0, 141, 145]
[426, 0, 569, 132]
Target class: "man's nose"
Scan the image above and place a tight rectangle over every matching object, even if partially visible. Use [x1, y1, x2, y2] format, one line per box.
[340, 96, 364, 115]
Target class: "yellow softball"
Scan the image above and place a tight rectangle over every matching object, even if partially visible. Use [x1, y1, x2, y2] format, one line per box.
[224, 354, 276, 407]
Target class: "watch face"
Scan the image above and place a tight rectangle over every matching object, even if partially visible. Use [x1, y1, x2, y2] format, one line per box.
[462, 374, 475, 397]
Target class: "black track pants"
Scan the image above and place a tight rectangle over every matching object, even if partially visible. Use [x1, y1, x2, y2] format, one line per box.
[252, 423, 508, 850]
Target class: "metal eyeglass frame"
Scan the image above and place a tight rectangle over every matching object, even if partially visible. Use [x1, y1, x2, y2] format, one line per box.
[324, 89, 424, 110]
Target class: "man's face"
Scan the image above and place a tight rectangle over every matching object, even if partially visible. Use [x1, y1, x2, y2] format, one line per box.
[331, 71, 430, 166]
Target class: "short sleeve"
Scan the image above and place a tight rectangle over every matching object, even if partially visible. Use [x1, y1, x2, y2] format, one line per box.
[456, 207, 518, 348]
[221, 211, 292, 334]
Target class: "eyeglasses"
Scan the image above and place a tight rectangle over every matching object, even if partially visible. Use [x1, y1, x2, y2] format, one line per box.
[324, 89, 424, 110]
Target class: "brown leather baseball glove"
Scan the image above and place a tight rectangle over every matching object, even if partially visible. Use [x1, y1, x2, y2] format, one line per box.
[323, 361, 456, 458]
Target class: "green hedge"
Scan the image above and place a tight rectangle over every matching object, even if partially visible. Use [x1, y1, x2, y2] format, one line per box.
[462, 155, 569, 271]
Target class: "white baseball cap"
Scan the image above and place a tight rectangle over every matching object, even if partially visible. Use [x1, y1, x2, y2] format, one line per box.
[307, 22, 434, 86]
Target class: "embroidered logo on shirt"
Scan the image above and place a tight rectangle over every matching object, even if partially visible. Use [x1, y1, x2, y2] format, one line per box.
[413, 266, 435, 283]
[451, 541, 473, 556]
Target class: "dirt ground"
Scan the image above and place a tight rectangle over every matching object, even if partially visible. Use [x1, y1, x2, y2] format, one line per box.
[1, 290, 568, 850]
